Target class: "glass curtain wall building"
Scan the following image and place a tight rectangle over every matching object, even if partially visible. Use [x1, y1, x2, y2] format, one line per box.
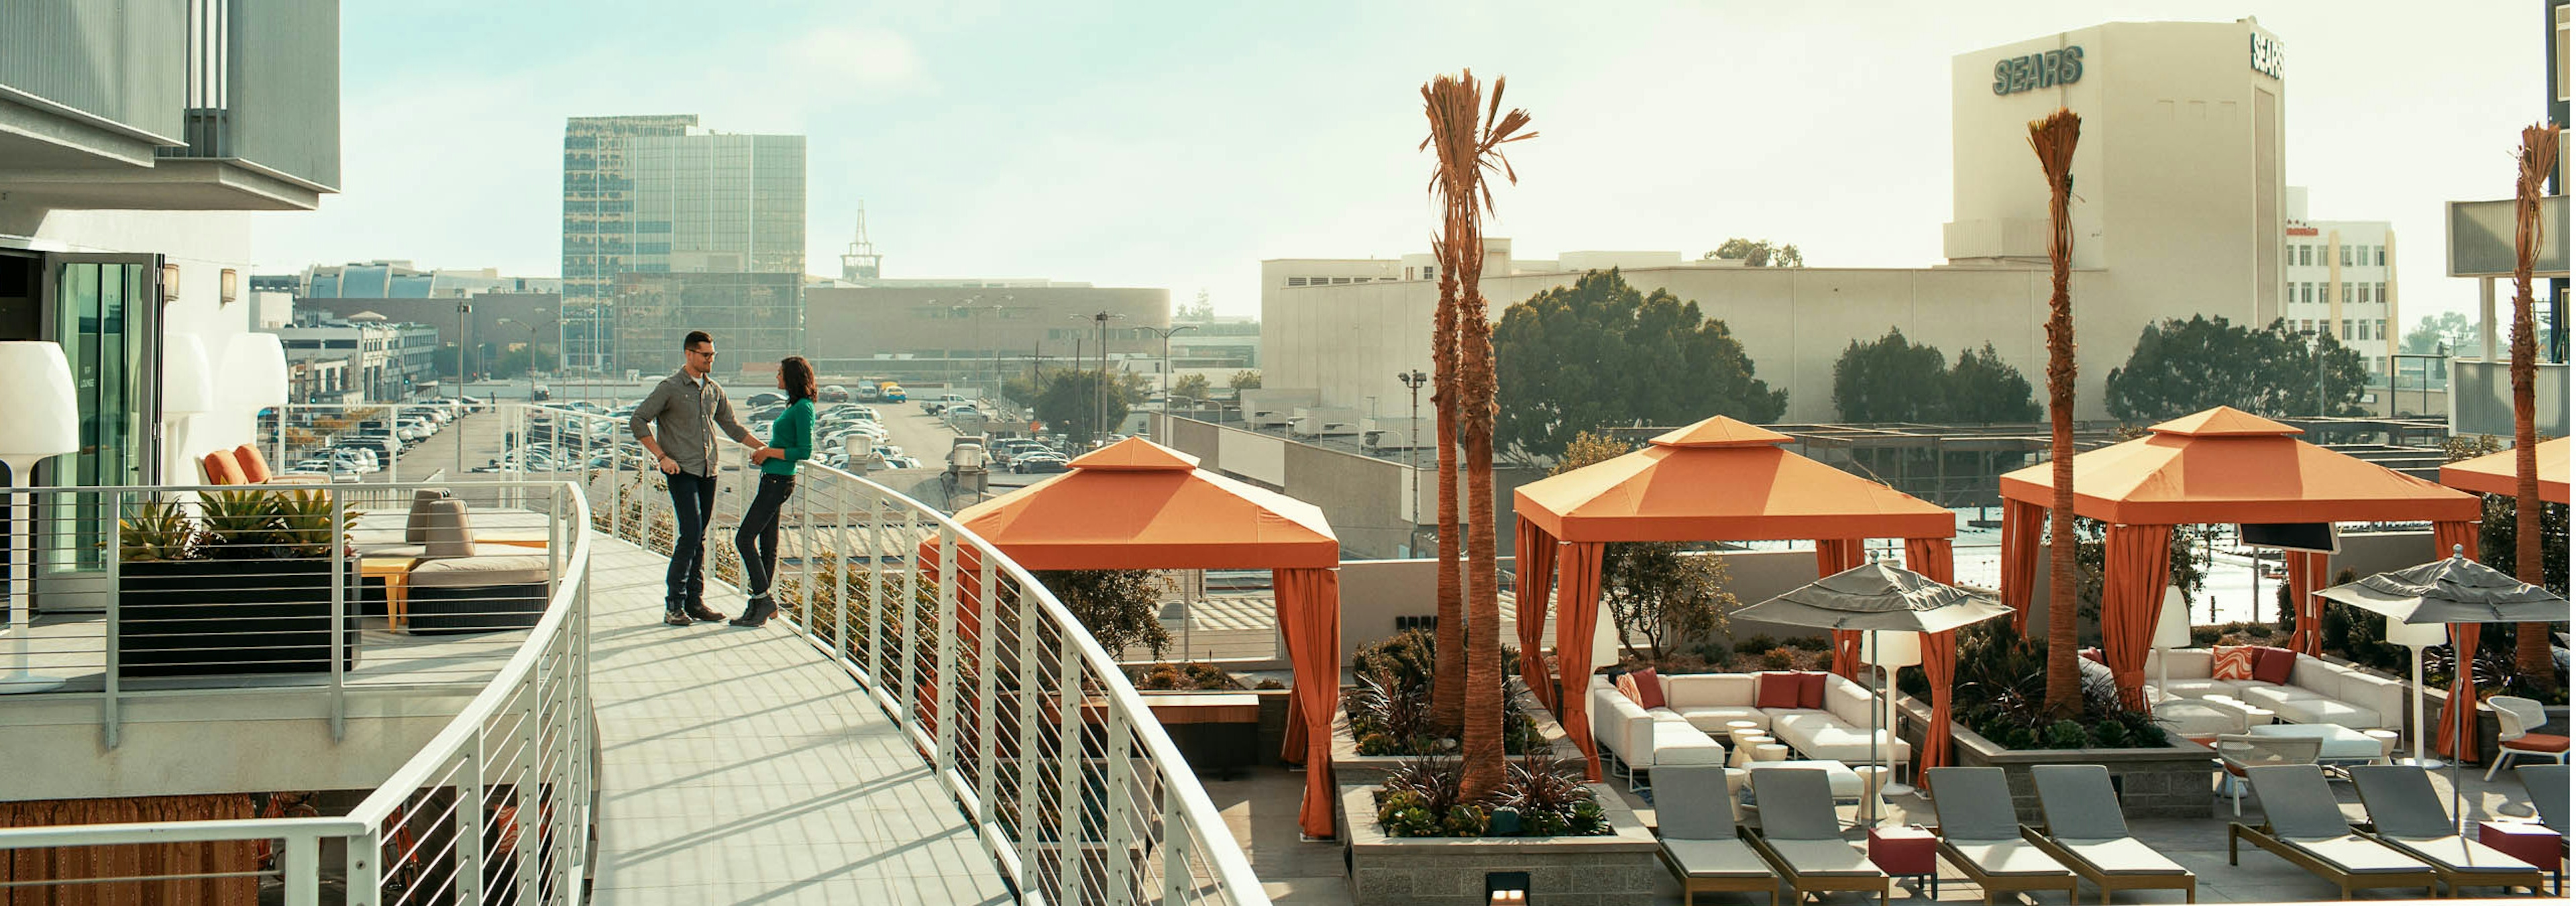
[560, 115, 805, 372]
[612, 272, 804, 376]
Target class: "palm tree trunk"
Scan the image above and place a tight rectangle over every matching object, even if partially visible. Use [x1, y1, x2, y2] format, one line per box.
[1431, 244, 1466, 735]
[2511, 123, 2560, 686]
[2031, 109, 2084, 719]
[1459, 219, 1505, 802]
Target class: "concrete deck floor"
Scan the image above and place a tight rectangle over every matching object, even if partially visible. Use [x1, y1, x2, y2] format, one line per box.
[580, 531, 1012, 905]
[1203, 756, 2563, 905]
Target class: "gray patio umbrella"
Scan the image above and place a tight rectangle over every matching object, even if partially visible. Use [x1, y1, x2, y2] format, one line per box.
[2316, 549, 2569, 832]
[1735, 561, 2012, 821]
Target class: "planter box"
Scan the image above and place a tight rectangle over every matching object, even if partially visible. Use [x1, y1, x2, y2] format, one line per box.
[1948, 722, 2218, 821]
[1137, 691, 1260, 778]
[1338, 783, 1661, 906]
[119, 558, 362, 677]
[1330, 703, 1578, 785]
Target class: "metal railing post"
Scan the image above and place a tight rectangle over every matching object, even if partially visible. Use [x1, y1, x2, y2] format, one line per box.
[344, 826, 381, 906]
[899, 519, 919, 729]
[1104, 691, 1136, 901]
[798, 472, 814, 630]
[833, 475, 852, 666]
[936, 530, 960, 775]
[1016, 572, 1041, 869]
[281, 833, 321, 906]
[514, 662, 542, 903]
[103, 489, 122, 749]
[865, 493, 885, 691]
[974, 546, 998, 823]
[455, 744, 486, 905]
[1053, 623, 1083, 906]
[329, 486, 347, 742]
[1163, 783, 1194, 903]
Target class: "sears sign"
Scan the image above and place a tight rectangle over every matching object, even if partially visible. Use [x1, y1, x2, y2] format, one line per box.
[2249, 33, 2284, 79]
[1994, 46, 2082, 95]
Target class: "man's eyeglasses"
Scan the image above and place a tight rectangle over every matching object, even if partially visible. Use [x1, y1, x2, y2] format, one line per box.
[688, 347, 718, 359]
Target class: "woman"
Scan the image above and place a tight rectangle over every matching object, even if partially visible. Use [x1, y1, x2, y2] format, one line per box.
[731, 356, 814, 627]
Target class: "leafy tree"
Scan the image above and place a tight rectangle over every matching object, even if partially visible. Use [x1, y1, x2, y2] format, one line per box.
[1550, 431, 1632, 476]
[1034, 570, 1172, 658]
[1950, 343, 2041, 423]
[1228, 370, 1263, 390]
[2403, 311, 2476, 355]
[1170, 372, 1211, 401]
[1833, 328, 1951, 421]
[1602, 543, 1734, 660]
[1030, 368, 1134, 446]
[1493, 268, 1785, 458]
[1177, 289, 1216, 322]
[2508, 125, 2559, 687]
[1703, 238, 1804, 268]
[2103, 315, 2370, 420]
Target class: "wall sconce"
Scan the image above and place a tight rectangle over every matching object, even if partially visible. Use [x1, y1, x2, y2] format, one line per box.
[220, 268, 239, 306]
[160, 263, 180, 305]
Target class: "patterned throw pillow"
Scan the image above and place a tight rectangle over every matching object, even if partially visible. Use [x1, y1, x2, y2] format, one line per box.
[2210, 645, 2256, 681]
[1615, 672, 1644, 706]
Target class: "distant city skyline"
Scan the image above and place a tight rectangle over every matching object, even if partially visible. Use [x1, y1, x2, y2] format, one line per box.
[251, 1, 2547, 321]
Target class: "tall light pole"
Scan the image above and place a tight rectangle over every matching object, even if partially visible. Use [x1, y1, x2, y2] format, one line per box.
[1139, 324, 1197, 444]
[456, 301, 472, 473]
[1397, 369, 1428, 555]
[1071, 311, 1125, 445]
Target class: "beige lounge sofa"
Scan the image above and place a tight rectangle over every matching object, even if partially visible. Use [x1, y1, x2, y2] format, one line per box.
[1592, 672, 1911, 782]
[2143, 647, 2404, 731]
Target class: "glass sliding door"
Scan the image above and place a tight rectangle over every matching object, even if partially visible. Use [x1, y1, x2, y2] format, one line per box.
[39, 255, 161, 609]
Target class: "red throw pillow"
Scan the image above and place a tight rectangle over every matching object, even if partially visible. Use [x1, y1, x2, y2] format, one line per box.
[2251, 646, 2296, 685]
[1756, 672, 1802, 709]
[2079, 647, 2106, 665]
[1629, 668, 1666, 709]
[1796, 672, 1828, 710]
[2210, 646, 2255, 681]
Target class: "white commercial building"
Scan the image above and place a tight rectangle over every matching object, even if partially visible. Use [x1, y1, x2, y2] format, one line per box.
[2283, 187, 2397, 377]
[1265, 18, 2296, 423]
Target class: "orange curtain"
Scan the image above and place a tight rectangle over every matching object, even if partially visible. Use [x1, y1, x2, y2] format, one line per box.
[1903, 538, 1959, 786]
[1553, 542, 1608, 781]
[2432, 521, 2483, 764]
[0, 794, 258, 905]
[2100, 524, 2174, 711]
[2284, 550, 2330, 656]
[1818, 540, 1867, 678]
[1513, 517, 1560, 711]
[1274, 567, 1342, 839]
[2000, 499, 2045, 634]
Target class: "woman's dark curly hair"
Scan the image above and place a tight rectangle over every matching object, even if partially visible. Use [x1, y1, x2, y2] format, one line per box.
[778, 356, 817, 403]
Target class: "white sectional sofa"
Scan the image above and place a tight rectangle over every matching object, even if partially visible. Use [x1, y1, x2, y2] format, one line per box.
[2142, 647, 2405, 731]
[1590, 671, 1911, 783]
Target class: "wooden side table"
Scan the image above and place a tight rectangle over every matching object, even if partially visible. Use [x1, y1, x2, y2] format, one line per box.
[1868, 825, 1938, 895]
[2477, 821, 2563, 895]
[360, 556, 419, 630]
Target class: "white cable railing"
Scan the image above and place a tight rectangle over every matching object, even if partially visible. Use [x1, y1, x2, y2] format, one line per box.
[527, 406, 1269, 906]
[0, 476, 592, 906]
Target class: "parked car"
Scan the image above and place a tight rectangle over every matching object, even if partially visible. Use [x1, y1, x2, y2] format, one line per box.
[819, 385, 851, 402]
[745, 391, 786, 409]
[857, 385, 881, 401]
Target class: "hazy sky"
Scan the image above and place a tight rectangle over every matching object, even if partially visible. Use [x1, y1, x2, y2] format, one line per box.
[253, 1, 2551, 322]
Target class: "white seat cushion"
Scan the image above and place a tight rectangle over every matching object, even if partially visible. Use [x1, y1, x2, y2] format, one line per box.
[2286, 834, 2436, 874]
[2239, 684, 2324, 708]
[1663, 838, 1774, 877]
[1768, 711, 1909, 764]
[1764, 839, 1882, 876]
[2057, 838, 2189, 874]
[1677, 706, 1770, 733]
[2151, 700, 2249, 736]
[2155, 678, 2249, 701]
[2381, 835, 2542, 872]
[2269, 697, 2383, 729]
[1652, 721, 1727, 765]
[1947, 840, 2074, 876]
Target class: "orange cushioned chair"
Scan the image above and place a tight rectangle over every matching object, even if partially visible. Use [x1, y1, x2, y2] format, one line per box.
[233, 444, 275, 484]
[201, 450, 248, 485]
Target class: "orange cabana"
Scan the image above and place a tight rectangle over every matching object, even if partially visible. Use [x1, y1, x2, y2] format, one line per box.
[1998, 406, 2481, 715]
[1511, 415, 1958, 782]
[938, 438, 1346, 838]
[2440, 436, 2570, 504]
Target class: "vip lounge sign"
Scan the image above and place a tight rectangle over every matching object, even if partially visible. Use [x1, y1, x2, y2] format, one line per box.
[1993, 46, 2082, 95]
[2249, 33, 2285, 79]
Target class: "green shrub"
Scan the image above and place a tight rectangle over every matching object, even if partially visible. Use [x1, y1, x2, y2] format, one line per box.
[1760, 647, 1799, 670]
[1735, 635, 1778, 656]
[2044, 720, 2089, 750]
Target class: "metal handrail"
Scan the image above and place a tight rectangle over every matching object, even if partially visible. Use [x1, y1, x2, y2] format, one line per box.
[0, 475, 593, 906]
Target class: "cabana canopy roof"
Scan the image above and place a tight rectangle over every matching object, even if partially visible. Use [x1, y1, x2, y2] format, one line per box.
[1512, 415, 1954, 543]
[947, 437, 1340, 569]
[2438, 436, 2569, 504]
[1998, 407, 2479, 524]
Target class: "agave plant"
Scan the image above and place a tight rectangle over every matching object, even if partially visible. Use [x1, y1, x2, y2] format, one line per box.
[198, 490, 285, 560]
[270, 489, 357, 558]
[118, 497, 203, 562]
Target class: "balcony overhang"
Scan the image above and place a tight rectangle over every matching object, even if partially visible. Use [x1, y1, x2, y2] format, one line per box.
[0, 157, 326, 211]
[0, 90, 177, 172]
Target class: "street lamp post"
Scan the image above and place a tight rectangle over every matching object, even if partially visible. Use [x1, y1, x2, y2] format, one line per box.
[456, 301, 472, 474]
[1070, 311, 1126, 445]
[1139, 324, 1197, 444]
[1397, 370, 1428, 555]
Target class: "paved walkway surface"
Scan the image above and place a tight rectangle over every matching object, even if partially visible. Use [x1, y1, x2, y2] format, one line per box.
[582, 532, 1012, 905]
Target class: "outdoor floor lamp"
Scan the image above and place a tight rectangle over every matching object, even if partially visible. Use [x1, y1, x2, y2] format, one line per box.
[2153, 586, 2191, 707]
[1860, 630, 1922, 813]
[2384, 615, 2449, 767]
[0, 341, 78, 693]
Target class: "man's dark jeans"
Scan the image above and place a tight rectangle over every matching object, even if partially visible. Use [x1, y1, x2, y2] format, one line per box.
[735, 474, 795, 600]
[664, 471, 718, 611]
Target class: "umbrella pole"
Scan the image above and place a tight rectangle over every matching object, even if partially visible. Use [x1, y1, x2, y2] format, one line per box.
[1867, 665, 1881, 827]
[1882, 664, 1913, 797]
[2449, 623, 2466, 836]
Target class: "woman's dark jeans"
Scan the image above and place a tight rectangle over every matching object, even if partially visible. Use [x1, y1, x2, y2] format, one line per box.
[736, 474, 795, 600]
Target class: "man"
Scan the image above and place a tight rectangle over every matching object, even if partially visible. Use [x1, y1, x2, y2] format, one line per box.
[631, 330, 763, 626]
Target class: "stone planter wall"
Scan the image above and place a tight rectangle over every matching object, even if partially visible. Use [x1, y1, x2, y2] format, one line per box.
[1330, 701, 1578, 785]
[1949, 724, 2218, 821]
[1338, 783, 1662, 906]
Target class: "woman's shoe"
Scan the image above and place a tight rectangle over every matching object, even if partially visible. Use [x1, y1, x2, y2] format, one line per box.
[729, 597, 775, 627]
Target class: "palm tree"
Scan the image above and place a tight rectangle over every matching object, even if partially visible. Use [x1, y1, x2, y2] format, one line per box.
[2510, 123, 2560, 686]
[1422, 70, 1534, 800]
[2029, 109, 2084, 719]
[1430, 221, 1465, 734]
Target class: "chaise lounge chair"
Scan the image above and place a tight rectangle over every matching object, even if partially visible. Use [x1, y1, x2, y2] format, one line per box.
[2521, 764, 2568, 841]
[2226, 764, 2440, 898]
[1743, 768, 1888, 905]
[2021, 764, 2196, 903]
[2346, 764, 2546, 896]
[1654, 764, 1782, 906]
[1924, 767, 2078, 904]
